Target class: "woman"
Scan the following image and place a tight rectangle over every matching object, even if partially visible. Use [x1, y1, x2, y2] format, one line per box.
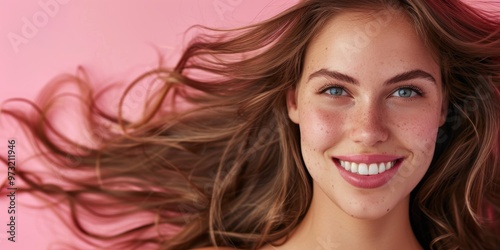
[2, 0, 499, 249]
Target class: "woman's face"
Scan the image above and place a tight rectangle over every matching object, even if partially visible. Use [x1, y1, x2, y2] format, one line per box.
[287, 10, 446, 219]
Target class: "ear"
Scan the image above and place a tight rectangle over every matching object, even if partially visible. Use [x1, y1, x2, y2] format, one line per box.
[286, 87, 299, 124]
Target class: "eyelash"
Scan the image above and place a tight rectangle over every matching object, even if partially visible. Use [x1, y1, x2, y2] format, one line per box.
[394, 85, 424, 97]
[318, 84, 350, 96]
[318, 84, 424, 98]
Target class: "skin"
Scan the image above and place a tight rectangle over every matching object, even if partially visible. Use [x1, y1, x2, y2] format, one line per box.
[278, 10, 446, 250]
[198, 8, 447, 250]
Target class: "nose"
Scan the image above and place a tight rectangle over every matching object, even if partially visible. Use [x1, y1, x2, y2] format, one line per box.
[348, 101, 389, 146]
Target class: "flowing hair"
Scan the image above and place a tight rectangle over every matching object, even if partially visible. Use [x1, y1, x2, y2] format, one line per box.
[1, 0, 499, 249]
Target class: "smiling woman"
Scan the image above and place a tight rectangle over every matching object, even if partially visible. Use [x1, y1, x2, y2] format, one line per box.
[1, 0, 500, 250]
[284, 11, 446, 249]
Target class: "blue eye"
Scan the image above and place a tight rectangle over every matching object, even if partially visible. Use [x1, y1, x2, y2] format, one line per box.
[325, 87, 348, 96]
[392, 87, 420, 98]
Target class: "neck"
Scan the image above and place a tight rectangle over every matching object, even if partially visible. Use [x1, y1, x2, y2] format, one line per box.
[277, 183, 422, 250]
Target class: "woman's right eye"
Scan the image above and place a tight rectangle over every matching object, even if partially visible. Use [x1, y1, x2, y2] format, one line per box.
[323, 86, 348, 96]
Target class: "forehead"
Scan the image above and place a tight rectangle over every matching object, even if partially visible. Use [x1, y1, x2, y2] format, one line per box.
[302, 9, 440, 82]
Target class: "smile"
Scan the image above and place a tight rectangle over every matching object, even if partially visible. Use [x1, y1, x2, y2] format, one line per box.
[339, 160, 396, 175]
[333, 155, 403, 189]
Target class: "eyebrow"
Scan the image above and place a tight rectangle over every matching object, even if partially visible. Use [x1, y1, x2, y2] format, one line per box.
[308, 68, 436, 85]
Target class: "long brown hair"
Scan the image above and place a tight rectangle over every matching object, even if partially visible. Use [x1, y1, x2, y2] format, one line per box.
[2, 0, 500, 249]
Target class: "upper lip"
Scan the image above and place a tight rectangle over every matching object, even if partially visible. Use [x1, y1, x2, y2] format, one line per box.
[333, 154, 402, 163]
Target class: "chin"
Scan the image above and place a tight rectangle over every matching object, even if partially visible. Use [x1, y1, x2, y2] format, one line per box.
[332, 189, 411, 221]
[340, 204, 395, 220]
[315, 181, 410, 221]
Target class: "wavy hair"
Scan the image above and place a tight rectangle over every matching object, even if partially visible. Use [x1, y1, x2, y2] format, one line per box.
[2, 0, 500, 249]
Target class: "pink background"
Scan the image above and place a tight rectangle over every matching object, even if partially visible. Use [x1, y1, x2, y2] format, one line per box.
[0, 0, 495, 249]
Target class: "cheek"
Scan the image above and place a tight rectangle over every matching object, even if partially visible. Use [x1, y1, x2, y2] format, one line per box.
[392, 107, 442, 171]
[299, 105, 344, 147]
[391, 116, 438, 190]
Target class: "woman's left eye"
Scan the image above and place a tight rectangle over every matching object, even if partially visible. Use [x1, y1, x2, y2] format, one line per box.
[324, 86, 348, 96]
[392, 87, 421, 98]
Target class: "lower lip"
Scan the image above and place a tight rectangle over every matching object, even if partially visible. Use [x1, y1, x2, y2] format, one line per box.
[335, 159, 401, 189]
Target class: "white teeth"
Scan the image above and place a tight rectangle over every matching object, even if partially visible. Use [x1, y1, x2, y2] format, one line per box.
[345, 161, 351, 172]
[379, 162, 386, 173]
[368, 163, 378, 175]
[351, 162, 358, 173]
[358, 163, 368, 175]
[339, 160, 397, 176]
[386, 161, 393, 169]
